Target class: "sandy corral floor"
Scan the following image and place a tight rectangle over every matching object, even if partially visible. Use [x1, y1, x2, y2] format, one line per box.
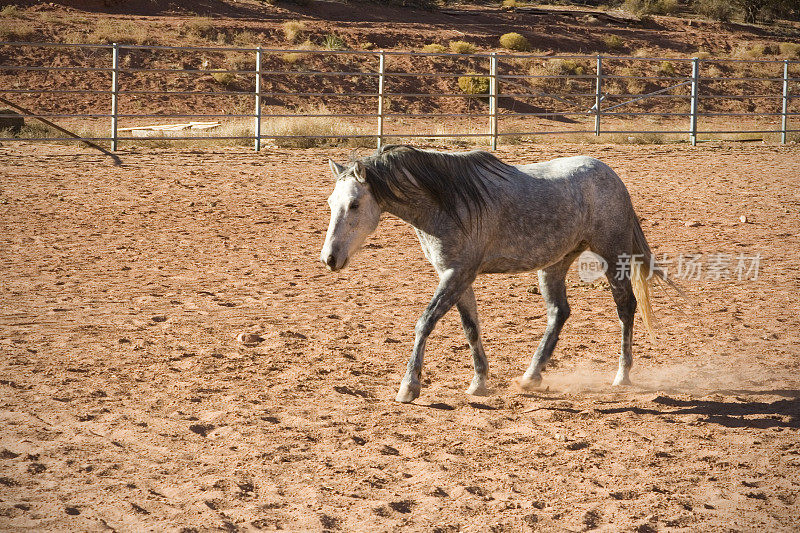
[0, 141, 798, 532]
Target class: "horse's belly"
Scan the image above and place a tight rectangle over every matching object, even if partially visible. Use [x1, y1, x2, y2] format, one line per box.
[479, 256, 545, 274]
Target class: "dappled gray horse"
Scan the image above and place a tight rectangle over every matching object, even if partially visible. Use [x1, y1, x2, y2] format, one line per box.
[321, 145, 673, 403]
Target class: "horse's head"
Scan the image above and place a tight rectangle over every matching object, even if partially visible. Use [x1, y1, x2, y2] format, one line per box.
[320, 159, 381, 271]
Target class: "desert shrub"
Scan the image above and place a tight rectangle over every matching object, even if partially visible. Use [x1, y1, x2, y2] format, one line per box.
[502, 0, 519, 9]
[547, 59, 587, 76]
[622, 0, 679, 15]
[185, 18, 218, 41]
[732, 42, 779, 59]
[695, 0, 736, 21]
[232, 30, 260, 48]
[658, 60, 676, 76]
[0, 22, 36, 41]
[211, 70, 238, 87]
[283, 21, 306, 43]
[779, 42, 800, 59]
[88, 20, 153, 45]
[457, 74, 490, 95]
[500, 32, 531, 51]
[422, 43, 447, 53]
[322, 34, 346, 50]
[449, 40, 477, 54]
[603, 34, 625, 51]
[1, 5, 22, 17]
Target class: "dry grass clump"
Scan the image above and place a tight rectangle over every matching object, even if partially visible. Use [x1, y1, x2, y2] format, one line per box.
[89, 20, 155, 45]
[622, 0, 679, 15]
[283, 21, 306, 44]
[528, 59, 590, 91]
[658, 61, 676, 76]
[603, 34, 625, 52]
[695, 0, 735, 21]
[499, 32, 531, 52]
[283, 39, 316, 64]
[422, 43, 447, 53]
[0, 21, 36, 41]
[261, 106, 372, 148]
[1, 5, 23, 17]
[779, 42, 800, 59]
[184, 18, 218, 41]
[232, 30, 261, 48]
[211, 70, 238, 87]
[449, 40, 477, 54]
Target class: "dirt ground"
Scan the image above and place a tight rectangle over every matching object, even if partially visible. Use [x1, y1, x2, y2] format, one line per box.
[0, 141, 798, 532]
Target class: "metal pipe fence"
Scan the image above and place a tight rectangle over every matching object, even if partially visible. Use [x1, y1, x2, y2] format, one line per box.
[0, 41, 798, 150]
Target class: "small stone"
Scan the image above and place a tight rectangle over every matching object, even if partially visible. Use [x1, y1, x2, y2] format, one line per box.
[237, 333, 264, 346]
[684, 220, 702, 227]
[739, 215, 748, 223]
[151, 315, 167, 323]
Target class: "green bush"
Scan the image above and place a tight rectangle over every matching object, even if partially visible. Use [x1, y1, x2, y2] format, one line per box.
[449, 40, 477, 54]
[499, 32, 531, 51]
[458, 74, 490, 95]
[322, 34, 346, 51]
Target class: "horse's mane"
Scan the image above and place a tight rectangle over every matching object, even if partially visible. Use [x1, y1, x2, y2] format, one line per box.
[357, 145, 514, 227]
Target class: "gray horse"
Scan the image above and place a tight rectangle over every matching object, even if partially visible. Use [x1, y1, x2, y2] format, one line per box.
[321, 145, 673, 403]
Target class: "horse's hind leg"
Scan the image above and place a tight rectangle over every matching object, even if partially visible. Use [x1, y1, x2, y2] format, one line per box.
[457, 286, 489, 396]
[605, 265, 637, 386]
[517, 255, 576, 389]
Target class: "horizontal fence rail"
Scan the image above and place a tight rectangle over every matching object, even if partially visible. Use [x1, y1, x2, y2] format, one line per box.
[0, 41, 798, 150]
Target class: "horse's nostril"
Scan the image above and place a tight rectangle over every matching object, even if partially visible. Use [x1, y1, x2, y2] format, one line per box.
[325, 255, 337, 269]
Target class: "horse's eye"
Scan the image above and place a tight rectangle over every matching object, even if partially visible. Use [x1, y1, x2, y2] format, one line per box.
[350, 201, 360, 210]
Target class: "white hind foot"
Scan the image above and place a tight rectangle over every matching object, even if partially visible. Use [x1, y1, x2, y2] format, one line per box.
[514, 373, 542, 392]
[612, 370, 632, 386]
[465, 375, 489, 396]
[395, 379, 421, 403]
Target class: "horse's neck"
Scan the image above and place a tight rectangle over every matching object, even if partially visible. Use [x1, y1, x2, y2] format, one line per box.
[380, 195, 441, 233]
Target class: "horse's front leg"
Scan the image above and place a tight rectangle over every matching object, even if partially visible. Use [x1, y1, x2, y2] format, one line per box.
[457, 286, 489, 396]
[395, 270, 472, 403]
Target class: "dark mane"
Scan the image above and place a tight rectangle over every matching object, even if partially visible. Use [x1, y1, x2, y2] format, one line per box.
[357, 145, 513, 227]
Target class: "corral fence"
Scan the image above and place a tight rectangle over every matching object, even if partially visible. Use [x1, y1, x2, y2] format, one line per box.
[0, 41, 798, 150]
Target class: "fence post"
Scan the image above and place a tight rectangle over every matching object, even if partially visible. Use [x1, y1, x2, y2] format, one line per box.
[254, 47, 262, 152]
[111, 42, 119, 151]
[377, 51, 386, 150]
[689, 57, 699, 146]
[782, 59, 789, 145]
[489, 52, 498, 150]
[594, 55, 602, 136]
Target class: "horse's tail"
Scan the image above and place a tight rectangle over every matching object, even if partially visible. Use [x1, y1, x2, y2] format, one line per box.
[630, 215, 682, 336]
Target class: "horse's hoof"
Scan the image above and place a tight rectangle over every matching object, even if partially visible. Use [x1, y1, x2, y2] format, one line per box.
[395, 382, 421, 403]
[514, 375, 542, 392]
[465, 383, 489, 396]
[612, 374, 632, 386]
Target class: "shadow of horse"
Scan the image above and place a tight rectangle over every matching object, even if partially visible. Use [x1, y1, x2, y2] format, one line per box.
[599, 390, 800, 430]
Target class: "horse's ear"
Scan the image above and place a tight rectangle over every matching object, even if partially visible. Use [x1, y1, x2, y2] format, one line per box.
[328, 159, 346, 177]
[353, 161, 367, 183]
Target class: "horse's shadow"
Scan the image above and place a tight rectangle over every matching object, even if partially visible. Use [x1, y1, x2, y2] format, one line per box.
[598, 390, 800, 430]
